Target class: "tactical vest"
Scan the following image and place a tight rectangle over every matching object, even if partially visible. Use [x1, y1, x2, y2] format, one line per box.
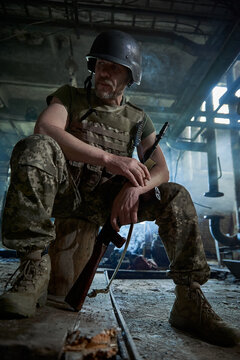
[66, 89, 145, 192]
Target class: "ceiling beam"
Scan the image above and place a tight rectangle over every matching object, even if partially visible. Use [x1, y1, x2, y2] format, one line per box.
[169, 21, 240, 139]
[1, 0, 236, 21]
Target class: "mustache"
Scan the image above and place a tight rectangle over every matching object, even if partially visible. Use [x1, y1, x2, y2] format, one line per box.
[97, 78, 114, 87]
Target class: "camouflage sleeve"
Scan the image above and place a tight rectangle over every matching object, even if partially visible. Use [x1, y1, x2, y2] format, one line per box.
[141, 113, 156, 140]
[46, 84, 72, 113]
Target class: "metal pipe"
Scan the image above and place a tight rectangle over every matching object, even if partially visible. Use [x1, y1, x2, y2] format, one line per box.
[167, 125, 240, 247]
[203, 128, 224, 197]
[105, 271, 143, 360]
[205, 215, 240, 247]
[227, 67, 240, 237]
[230, 129, 240, 235]
[205, 69, 240, 247]
[166, 138, 207, 152]
[167, 126, 224, 197]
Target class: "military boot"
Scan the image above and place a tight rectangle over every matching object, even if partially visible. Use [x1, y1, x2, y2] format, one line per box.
[0, 251, 51, 318]
[169, 281, 240, 346]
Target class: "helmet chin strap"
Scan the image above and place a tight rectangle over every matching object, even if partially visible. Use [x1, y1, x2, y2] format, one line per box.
[80, 72, 97, 121]
[84, 73, 93, 105]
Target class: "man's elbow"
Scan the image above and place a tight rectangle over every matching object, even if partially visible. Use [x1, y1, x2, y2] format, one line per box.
[156, 165, 169, 184]
[164, 168, 170, 183]
[34, 122, 45, 135]
[161, 164, 169, 183]
[33, 119, 51, 136]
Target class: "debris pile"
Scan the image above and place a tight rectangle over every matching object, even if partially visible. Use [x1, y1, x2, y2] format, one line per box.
[64, 328, 118, 359]
[100, 222, 170, 270]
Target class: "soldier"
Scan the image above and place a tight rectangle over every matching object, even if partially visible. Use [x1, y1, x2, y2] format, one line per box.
[0, 30, 239, 346]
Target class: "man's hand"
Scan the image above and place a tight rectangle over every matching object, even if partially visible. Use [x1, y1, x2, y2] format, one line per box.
[111, 183, 143, 232]
[105, 154, 150, 187]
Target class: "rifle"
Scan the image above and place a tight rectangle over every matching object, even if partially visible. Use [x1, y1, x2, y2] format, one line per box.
[65, 121, 169, 310]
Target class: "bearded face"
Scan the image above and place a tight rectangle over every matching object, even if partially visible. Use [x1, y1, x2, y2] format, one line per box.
[94, 59, 131, 103]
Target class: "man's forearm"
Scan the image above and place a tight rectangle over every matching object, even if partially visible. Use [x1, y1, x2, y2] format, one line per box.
[34, 123, 109, 166]
[34, 122, 150, 187]
[137, 163, 169, 196]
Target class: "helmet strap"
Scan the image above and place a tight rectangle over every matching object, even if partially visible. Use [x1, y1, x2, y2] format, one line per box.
[84, 73, 93, 106]
[81, 73, 97, 121]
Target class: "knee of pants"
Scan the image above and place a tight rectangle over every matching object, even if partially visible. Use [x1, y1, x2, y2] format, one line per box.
[11, 134, 67, 181]
[158, 182, 197, 221]
[159, 182, 191, 199]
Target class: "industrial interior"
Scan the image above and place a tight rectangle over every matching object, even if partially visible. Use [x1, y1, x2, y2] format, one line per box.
[0, 1, 240, 359]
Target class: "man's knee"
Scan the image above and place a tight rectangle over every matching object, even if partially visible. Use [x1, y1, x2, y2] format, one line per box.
[12, 134, 62, 160]
[159, 182, 188, 194]
[158, 182, 192, 202]
[11, 134, 66, 181]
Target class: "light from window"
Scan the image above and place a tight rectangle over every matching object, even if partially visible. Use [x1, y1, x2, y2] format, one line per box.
[214, 118, 230, 124]
[212, 86, 229, 114]
[201, 101, 206, 111]
[235, 89, 240, 98]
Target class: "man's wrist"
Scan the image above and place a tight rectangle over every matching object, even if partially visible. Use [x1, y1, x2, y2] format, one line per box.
[124, 182, 143, 195]
[100, 150, 113, 168]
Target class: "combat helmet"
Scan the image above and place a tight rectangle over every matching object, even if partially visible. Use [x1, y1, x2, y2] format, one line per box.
[86, 30, 142, 85]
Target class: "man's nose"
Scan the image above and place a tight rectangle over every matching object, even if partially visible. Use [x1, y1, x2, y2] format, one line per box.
[99, 65, 111, 78]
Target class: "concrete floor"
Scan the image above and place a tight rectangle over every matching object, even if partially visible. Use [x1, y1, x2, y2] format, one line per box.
[0, 259, 77, 360]
[111, 276, 240, 360]
[0, 260, 127, 360]
[0, 258, 240, 360]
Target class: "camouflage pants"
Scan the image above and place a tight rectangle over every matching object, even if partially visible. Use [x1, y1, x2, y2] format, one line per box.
[2, 134, 210, 285]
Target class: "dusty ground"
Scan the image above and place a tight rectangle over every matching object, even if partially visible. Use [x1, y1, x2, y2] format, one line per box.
[0, 259, 20, 293]
[1, 259, 240, 360]
[111, 276, 240, 360]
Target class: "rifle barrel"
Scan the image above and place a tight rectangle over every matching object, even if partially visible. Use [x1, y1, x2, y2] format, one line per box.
[142, 122, 169, 163]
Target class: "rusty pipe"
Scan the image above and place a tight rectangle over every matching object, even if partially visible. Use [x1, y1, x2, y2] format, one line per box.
[204, 215, 240, 247]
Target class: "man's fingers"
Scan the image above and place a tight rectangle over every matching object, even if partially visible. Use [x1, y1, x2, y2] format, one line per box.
[136, 167, 146, 187]
[131, 210, 138, 224]
[106, 155, 151, 185]
[127, 166, 147, 187]
[126, 170, 140, 187]
[139, 162, 151, 180]
[111, 215, 120, 232]
[132, 170, 144, 187]
[118, 207, 138, 226]
[130, 203, 138, 224]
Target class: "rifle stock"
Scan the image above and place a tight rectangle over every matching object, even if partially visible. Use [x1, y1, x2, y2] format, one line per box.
[65, 217, 126, 310]
[65, 122, 169, 310]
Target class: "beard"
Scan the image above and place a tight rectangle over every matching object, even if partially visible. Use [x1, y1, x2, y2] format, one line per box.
[96, 88, 115, 99]
[95, 78, 121, 100]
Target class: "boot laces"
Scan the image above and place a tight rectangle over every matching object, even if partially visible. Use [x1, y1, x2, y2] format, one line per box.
[4, 259, 42, 292]
[189, 282, 221, 323]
